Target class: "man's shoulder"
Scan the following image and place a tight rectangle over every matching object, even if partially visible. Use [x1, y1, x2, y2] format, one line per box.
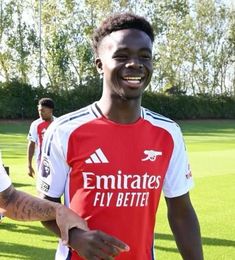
[142, 107, 175, 124]
[32, 117, 43, 123]
[43, 105, 95, 146]
[55, 105, 92, 124]
[142, 107, 181, 135]
[30, 118, 43, 127]
[48, 104, 95, 134]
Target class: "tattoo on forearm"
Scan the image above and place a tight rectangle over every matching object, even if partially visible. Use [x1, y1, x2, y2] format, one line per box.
[0, 186, 56, 221]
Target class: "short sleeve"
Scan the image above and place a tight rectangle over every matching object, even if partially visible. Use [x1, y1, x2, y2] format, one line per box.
[163, 125, 194, 198]
[0, 164, 11, 192]
[37, 124, 70, 198]
[27, 121, 38, 143]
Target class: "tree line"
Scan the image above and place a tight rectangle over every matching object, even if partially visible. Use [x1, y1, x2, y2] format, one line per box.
[0, 81, 234, 120]
[0, 0, 234, 96]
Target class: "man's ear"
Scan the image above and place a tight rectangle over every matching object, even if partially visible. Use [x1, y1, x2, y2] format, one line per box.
[95, 58, 103, 74]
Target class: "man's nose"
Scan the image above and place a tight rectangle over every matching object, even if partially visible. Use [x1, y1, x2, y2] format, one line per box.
[125, 59, 143, 69]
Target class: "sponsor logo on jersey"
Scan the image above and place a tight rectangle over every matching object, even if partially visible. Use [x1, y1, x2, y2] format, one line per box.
[142, 150, 162, 162]
[42, 157, 50, 178]
[83, 170, 161, 190]
[82, 170, 162, 207]
[85, 148, 109, 164]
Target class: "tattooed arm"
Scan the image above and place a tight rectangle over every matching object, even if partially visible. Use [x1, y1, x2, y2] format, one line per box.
[0, 185, 55, 220]
[0, 184, 88, 244]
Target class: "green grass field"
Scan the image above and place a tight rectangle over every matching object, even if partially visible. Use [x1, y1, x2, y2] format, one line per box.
[0, 119, 235, 260]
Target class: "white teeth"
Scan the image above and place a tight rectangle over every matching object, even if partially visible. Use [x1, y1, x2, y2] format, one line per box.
[123, 77, 142, 83]
[127, 80, 140, 84]
[124, 77, 141, 80]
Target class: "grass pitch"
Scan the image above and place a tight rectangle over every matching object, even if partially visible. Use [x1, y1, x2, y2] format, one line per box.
[0, 119, 234, 260]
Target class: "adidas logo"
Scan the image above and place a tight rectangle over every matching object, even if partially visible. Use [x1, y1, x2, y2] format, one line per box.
[85, 148, 109, 164]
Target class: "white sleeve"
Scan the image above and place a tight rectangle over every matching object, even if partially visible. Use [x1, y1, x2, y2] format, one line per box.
[0, 164, 11, 192]
[27, 121, 38, 143]
[37, 124, 70, 198]
[163, 124, 194, 198]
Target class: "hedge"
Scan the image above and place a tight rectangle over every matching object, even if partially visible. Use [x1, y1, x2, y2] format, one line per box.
[0, 82, 234, 120]
[142, 92, 235, 119]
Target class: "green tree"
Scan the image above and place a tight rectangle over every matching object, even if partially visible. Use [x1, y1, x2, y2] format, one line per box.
[150, 0, 234, 96]
[0, 0, 14, 82]
[0, 0, 37, 83]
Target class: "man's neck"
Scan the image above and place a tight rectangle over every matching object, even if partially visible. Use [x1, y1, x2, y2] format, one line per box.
[42, 116, 53, 122]
[96, 98, 142, 124]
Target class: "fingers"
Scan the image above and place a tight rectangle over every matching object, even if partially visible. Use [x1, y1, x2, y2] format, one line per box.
[85, 231, 129, 258]
[86, 246, 115, 260]
[97, 231, 129, 252]
[69, 228, 128, 260]
[86, 255, 113, 260]
[28, 169, 35, 178]
[92, 238, 119, 257]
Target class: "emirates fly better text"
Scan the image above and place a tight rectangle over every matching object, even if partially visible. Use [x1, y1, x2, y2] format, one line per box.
[82, 170, 162, 207]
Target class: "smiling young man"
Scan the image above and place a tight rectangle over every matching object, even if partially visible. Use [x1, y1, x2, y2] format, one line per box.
[37, 13, 203, 260]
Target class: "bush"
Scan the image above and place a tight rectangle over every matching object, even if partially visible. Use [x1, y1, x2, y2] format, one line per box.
[0, 81, 234, 119]
[142, 92, 235, 120]
[0, 81, 36, 119]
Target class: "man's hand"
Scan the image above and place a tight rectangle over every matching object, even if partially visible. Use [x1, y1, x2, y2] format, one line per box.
[69, 229, 130, 260]
[28, 165, 35, 178]
[55, 206, 89, 245]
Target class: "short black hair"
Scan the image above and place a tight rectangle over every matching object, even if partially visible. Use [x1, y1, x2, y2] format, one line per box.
[92, 12, 154, 56]
[38, 98, 54, 109]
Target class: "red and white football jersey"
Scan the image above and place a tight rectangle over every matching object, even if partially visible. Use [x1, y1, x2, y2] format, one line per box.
[27, 117, 55, 167]
[37, 103, 193, 260]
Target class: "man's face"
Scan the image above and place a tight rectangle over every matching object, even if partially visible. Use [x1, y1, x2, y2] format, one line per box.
[38, 105, 53, 121]
[96, 29, 153, 100]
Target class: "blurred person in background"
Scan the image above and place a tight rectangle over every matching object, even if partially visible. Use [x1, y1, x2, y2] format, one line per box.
[27, 98, 56, 178]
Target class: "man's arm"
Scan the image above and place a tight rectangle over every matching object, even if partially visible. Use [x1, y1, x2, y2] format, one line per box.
[165, 192, 203, 260]
[40, 194, 129, 259]
[27, 140, 36, 178]
[0, 185, 88, 244]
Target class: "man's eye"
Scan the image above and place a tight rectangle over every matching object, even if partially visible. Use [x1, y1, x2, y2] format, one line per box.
[141, 55, 151, 60]
[113, 55, 127, 60]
